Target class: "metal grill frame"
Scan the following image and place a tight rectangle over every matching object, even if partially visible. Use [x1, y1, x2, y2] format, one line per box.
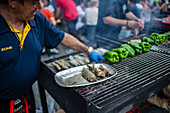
[38, 51, 170, 113]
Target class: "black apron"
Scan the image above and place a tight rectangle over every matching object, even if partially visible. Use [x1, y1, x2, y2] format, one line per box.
[0, 90, 35, 113]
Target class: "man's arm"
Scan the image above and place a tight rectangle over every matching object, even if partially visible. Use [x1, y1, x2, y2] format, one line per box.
[50, 17, 57, 26]
[103, 16, 127, 26]
[103, 16, 140, 29]
[61, 33, 89, 53]
[61, 33, 104, 62]
[56, 7, 61, 19]
[126, 12, 144, 29]
[125, 12, 138, 21]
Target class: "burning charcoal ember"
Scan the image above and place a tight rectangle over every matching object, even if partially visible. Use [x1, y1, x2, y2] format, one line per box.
[69, 55, 80, 66]
[55, 60, 69, 69]
[82, 68, 97, 82]
[52, 62, 61, 71]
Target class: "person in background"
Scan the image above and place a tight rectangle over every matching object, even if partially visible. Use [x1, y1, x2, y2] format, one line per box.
[75, 1, 86, 37]
[152, 0, 168, 18]
[39, 0, 56, 26]
[56, 0, 79, 40]
[85, 1, 99, 47]
[44, 0, 55, 16]
[129, 0, 141, 18]
[0, 0, 104, 112]
[155, 0, 168, 14]
[38, 0, 60, 55]
[96, 0, 144, 42]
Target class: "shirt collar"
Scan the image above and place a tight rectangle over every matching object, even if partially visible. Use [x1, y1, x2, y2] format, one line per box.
[0, 13, 36, 34]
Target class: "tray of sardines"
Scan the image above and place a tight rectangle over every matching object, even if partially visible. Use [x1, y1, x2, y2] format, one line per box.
[54, 63, 117, 87]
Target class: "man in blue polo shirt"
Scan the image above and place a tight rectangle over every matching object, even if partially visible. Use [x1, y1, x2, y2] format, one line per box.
[0, 0, 104, 112]
[96, 0, 144, 41]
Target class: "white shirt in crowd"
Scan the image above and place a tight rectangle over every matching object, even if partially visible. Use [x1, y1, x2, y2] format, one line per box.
[76, 5, 85, 30]
[44, 4, 55, 13]
[85, 7, 98, 26]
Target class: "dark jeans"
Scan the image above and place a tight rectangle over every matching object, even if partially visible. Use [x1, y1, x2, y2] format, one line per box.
[86, 25, 96, 41]
[66, 18, 78, 38]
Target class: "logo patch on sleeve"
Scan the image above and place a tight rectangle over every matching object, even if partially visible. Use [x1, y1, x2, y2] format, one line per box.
[1, 46, 13, 52]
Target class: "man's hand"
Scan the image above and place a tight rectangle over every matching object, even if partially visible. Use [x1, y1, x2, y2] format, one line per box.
[127, 21, 140, 29]
[89, 51, 104, 62]
[137, 19, 145, 29]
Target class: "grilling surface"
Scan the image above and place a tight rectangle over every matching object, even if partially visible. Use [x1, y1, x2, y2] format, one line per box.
[74, 51, 170, 109]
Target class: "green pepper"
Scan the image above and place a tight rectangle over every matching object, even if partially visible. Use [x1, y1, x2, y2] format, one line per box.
[149, 33, 160, 46]
[104, 51, 119, 63]
[159, 34, 168, 41]
[128, 41, 143, 54]
[120, 44, 135, 57]
[112, 48, 129, 59]
[129, 41, 142, 50]
[134, 48, 142, 54]
[141, 36, 154, 45]
[158, 34, 165, 43]
[139, 42, 151, 52]
[149, 33, 159, 40]
[165, 33, 170, 39]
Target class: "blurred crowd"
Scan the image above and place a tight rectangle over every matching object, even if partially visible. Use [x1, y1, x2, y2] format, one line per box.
[38, 0, 170, 57]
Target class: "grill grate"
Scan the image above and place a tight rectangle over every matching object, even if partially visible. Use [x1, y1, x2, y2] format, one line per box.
[74, 51, 170, 109]
[150, 43, 170, 55]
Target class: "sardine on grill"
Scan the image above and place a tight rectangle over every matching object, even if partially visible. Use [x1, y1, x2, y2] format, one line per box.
[60, 59, 72, 68]
[55, 60, 69, 69]
[94, 68, 106, 78]
[52, 62, 61, 71]
[99, 65, 112, 77]
[74, 55, 85, 65]
[74, 55, 90, 64]
[82, 68, 97, 82]
[87, 64, 105, 78]
[69, 55, 80, 66]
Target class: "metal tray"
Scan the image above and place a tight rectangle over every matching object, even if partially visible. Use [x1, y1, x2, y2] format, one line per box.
[54, 63, 117, 87]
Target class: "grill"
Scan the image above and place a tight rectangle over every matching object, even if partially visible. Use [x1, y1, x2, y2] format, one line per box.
[39, 50, 170, 113]
[96, 35, 124, 50]
[150, 43, 170, 55]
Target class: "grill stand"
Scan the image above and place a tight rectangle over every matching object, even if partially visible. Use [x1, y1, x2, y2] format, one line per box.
[38, 51, 170, 113]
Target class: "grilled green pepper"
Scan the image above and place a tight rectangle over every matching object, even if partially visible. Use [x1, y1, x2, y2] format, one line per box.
[104, 51, 119, 63]
[158, 34, 165, 43]
[129, 41, 142, 50]
[139, 42, 151, 52]
[165, 33, 170, 40]
[141, 36, 154, 45]
[112, 48, 128, 59]
[149, 33, 160, 46]
[135, 49, 142, 54]
[128, 41, 142, 54]
[120, 44, 135, 57]
[159, 34, 168, 42]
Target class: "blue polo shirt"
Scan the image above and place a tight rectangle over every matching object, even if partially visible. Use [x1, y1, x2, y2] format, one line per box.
[96, 0, 130, 40]
[0, 12, 65, 100]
